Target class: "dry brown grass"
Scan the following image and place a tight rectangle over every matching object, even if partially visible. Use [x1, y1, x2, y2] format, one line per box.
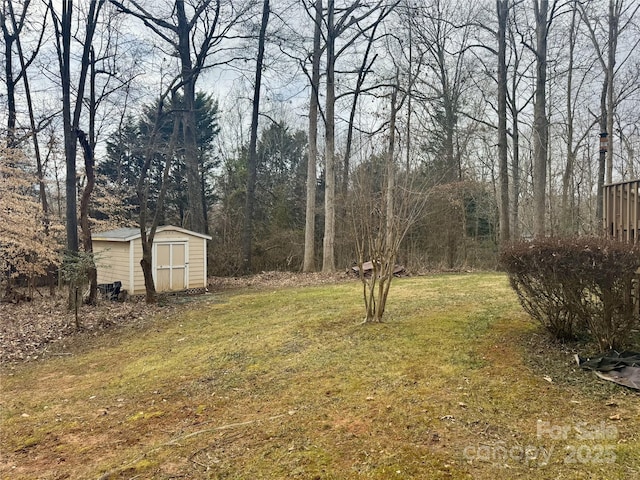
[1, 273, 638, 479]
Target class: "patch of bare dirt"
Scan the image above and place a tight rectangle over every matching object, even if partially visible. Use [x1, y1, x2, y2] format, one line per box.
[1, 272, 353, 365]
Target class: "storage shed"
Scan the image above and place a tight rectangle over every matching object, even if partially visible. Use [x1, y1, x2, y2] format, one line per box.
[92, 226, 212, 295]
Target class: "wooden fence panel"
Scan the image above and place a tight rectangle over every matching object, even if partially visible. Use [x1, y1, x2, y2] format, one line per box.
[604, 180, 640, 244]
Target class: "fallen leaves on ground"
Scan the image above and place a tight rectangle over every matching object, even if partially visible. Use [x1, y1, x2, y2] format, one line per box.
[0, 294, 171, 364]
[208, 271, 351, 290]
[1, 272, 352, 365]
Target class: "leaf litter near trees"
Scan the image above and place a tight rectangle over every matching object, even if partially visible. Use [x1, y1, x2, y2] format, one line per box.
[0, 294, 171, 364]
[0, 272, 351, 364]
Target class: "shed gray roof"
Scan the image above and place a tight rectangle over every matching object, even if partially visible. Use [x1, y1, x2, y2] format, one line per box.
[93, 227, 140, 241]
[93, 225, 212, 242]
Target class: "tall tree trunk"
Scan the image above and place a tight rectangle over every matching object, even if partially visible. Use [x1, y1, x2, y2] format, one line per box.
[497, 0, 510, 242]
[109, 0, 228, 234]
[377, 73, 399, 322]
[75, 46, 99, 306]
[385, 75, 399, 258]
[532, 0, 549, 237]
[138, 99, 181, 303]
[50, 0, 105, 284]
[561, 2, 577, 234]
[54, 0, 98, 309]
[507, 15, 522, 240]
[76, 128, 97, 305]
[303, 0, 322, 273]
[578, 0, 622, 226]
[55, 0, 80, 255]
[510, 112, 520, 239]
[597, 79, 608, 226]
[19, 61, 48, 220]
[605, 0, 619, 185]
[242, 0, 270, 274]
[176, 0, 205, 234]
[437, 41, 457, 184]
[405, 7, 413, 173]
[5, 0, 48, 217]
[1, 10, 17, 148]
[322, 0, 336, 273]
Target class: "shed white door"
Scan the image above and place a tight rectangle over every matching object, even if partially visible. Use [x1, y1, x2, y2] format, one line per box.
[154, 242, 188, 291]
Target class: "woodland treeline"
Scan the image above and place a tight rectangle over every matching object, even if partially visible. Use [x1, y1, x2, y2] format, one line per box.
[2, 0, 639, 290]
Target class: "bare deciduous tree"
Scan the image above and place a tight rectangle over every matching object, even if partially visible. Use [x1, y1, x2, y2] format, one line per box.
[352, 67, 428, 322]
[136, 91, 181, 303]
[242, 0, 270, 274]
[303, 0, 322, 273]
[109, 0, 247, 234]
[497, 0, 510, 242]
[1, 0, 50, 221]
[48, 0, 106, 308]
[531, 0, 556, 237]
[322, 0, 387, 273]
[579, 0, 640, 223]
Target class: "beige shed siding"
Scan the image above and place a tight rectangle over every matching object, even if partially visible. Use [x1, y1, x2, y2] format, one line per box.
[154, 230, 189, 242]
[131, 238, 145, 294]
[188, 237, 206, 289]
[93, 226, 210, 295]
[93, 241, 131, 290]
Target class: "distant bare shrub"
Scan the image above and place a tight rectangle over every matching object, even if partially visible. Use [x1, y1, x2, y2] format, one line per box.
[500, 237, 640, 350]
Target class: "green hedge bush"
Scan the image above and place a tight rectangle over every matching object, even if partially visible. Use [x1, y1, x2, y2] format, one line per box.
[500, 237, 640, 350]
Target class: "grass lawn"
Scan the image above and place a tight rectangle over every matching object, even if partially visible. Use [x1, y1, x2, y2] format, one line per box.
[1, 272, 638, 479]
